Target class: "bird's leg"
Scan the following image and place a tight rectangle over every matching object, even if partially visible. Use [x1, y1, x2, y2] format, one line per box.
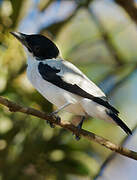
[51, 102, 71, 115]
[75, 116, 86, 141]
[48, 102, 71, 128]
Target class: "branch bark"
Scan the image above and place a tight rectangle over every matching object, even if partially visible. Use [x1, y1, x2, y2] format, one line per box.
[115, 0, 137, 25]
[0, 96, 136, 160]
[88, 8, 124, 66]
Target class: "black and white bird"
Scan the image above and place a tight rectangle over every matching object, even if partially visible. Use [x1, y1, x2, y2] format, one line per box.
[11, 32, 132, 139]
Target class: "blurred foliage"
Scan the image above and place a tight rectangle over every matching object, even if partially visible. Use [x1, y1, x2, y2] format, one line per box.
[38, 0, 55, 12]
[0, 0, 137, 179]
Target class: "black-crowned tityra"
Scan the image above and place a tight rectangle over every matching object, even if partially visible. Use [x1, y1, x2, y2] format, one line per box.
[11, 32, 132, 140]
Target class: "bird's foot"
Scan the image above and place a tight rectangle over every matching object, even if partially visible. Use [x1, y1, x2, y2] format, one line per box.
[50, 112, 61, 123]
[47, 112, 61, 128]
[46, 120, 55, 128]
[75, 134, 81, 141]
[73, 116, 85, 141]
[72, 125, 81, 141]
[72, 131, 81, 141]
[75, 124, 82, 141]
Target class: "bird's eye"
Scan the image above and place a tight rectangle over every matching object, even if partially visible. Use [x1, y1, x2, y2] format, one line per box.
[34, 46, 40, 53]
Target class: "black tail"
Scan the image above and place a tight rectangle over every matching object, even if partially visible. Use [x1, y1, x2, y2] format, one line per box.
[106, 110, 132, 135]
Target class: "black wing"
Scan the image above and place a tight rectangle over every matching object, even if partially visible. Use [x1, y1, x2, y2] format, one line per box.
[106, 110, 132, 135]
[38, 62, 119, 114]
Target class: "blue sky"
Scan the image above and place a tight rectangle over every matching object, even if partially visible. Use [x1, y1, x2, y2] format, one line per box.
[19, 0, 131, 34]
[19, 0, 75, 33]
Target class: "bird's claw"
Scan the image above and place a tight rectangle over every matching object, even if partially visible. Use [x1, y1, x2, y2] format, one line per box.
[47, 112, 61, 128]
[55, 115, 61, 124]
[46, 120, 55, 128]
[72, 121, 84, 141]
[72, 132, 81, 141]
[9, 107, 17, 112]
[49, 112, 61, 123]
[72, 131, 81, 141]
[75, 135, 81, 141]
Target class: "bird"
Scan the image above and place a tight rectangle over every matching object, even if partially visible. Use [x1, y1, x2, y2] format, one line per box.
[10, 32, 132, 140]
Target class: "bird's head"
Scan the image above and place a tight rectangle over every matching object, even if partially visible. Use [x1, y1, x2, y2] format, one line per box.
[10, 32, 59, 60]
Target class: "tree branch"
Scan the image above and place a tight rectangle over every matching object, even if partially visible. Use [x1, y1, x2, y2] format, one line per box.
[0, 96, 136, 160]
[88, 7, 124, 66]
[115, 0, 137, 25]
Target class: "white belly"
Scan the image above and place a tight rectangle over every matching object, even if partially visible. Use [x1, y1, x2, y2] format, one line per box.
[27, 63, 85, 115]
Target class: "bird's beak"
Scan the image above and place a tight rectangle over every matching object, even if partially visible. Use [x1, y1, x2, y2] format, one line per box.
[10, 32, 28, 47]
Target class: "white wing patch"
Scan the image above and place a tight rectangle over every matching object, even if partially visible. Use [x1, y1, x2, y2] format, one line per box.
[60, 60, 106, 98]
[41, 58, 106, 98]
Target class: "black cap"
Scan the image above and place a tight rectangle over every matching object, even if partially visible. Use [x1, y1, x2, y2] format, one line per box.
[10, 32, 59, 60]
